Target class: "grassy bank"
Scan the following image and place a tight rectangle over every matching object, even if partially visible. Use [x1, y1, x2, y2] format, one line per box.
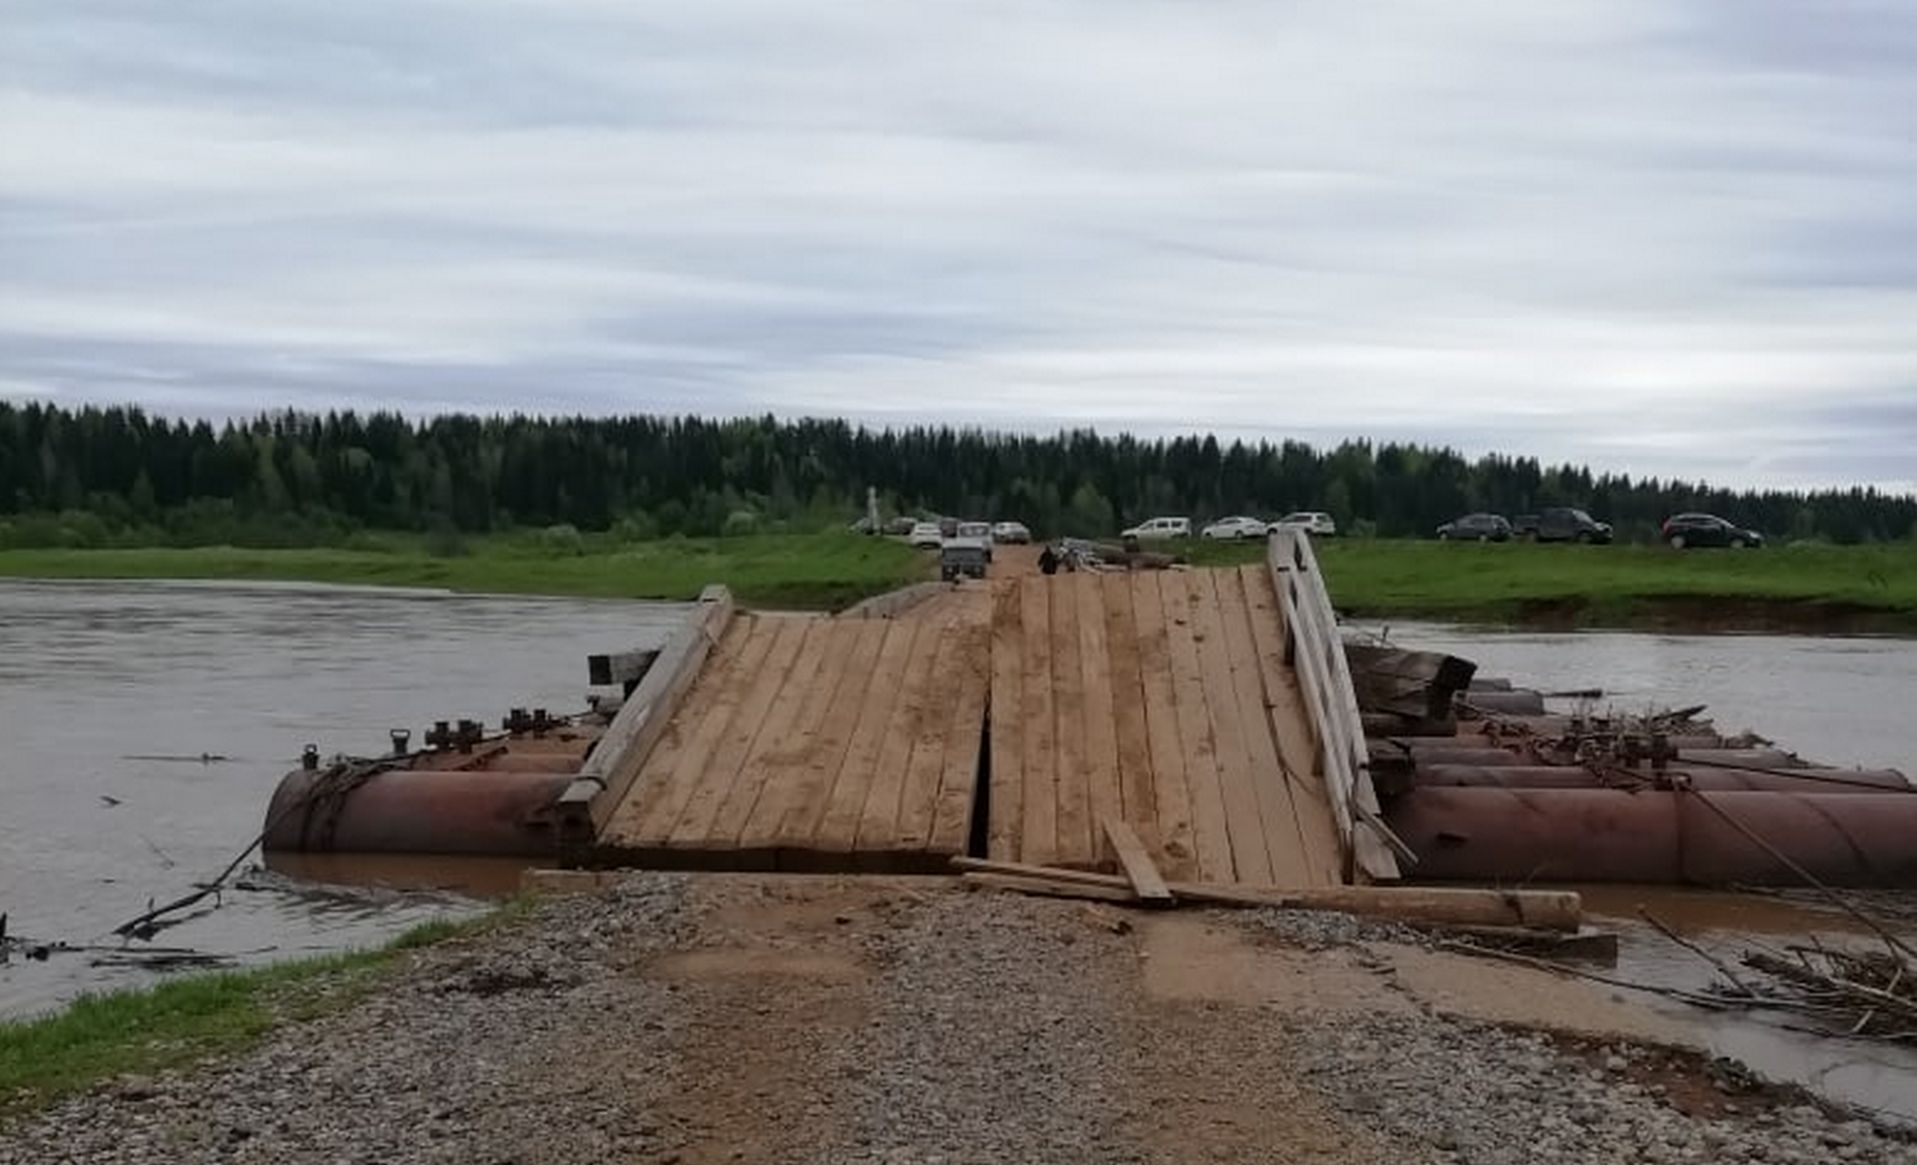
[1184, 538, 1917, 632]
[0, 533, 929, 611]
[5, 531, 1914, 630]
[0, 916, 483, 1119]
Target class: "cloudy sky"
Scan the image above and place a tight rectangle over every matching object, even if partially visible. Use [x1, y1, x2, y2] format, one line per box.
[3, 1, 1914, 491]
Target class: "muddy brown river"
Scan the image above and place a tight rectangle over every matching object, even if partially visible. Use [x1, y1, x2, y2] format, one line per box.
[0, 579, 683, 1018]
[3, 583, 1914, 1116]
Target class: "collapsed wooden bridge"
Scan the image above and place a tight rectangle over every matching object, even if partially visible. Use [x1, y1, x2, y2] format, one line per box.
[573, 532, 1402, 887]
[263, 527, 1915, 903]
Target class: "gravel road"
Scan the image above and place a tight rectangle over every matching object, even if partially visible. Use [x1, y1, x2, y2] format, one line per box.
[2, 873, 1910, 1164]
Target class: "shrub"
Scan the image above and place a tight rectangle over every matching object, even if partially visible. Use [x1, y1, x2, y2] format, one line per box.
[533, 523, 585, 556]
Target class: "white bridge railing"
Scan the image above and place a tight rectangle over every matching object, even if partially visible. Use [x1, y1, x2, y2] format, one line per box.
[1266, 530, 1409, 883]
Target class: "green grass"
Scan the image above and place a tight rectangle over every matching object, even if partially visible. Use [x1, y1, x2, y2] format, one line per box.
[1184, 538, 1917, 630]
[0, 532, 930, 611]
[0, 911, 507, 1120]
[6, 529, 1914, 629]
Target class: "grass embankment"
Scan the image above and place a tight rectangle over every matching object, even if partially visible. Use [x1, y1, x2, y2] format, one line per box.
[0, 532, 929, 611]
[6, 531, 1914, 630]
[0, 915, 486, 1119]
[1185, 539, 1917, 632]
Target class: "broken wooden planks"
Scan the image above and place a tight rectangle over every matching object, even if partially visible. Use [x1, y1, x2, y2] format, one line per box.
[953, 857, 1582, 931]
[1102, 817, 1173, 905]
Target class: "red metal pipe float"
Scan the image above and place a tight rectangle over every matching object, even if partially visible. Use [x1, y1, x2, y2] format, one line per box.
[1460, 689, 1547, 716]
[1390, 747, 1532, 767]
[1385, 787, 1917, 886]
[1676, 748, 1811, 769]
[1415, 764, 1911, 794]
[262, 768, 570, 856]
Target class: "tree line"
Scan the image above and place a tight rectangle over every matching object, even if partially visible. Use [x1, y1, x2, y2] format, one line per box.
[1, 402, 1912, 548]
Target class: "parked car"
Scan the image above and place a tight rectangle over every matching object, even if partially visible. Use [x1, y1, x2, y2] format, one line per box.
[1661, 513, 1764, 549]
[1519, 507, 1613, 544]
[1201, 515, 1268, 540]
[1119, 516, 1191, 541]
[907, 520, 944, 549]
[939, 538, 991, 582]
[991, 520, 1032, 544]
[1436, 513, 1514, 542]
[883, 516, 917, 536]
[1272, 511, 1337, 537]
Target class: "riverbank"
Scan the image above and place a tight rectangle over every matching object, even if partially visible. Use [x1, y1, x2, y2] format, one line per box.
[4, 534, 1914, 631]
[0, 533, 929, 612]
[1188, 539, 1917, 633]
[3, 873, 1909, 1163]
[0, 916, 482, 1119]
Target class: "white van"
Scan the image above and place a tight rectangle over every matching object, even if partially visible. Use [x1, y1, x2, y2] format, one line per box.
[1119, 516, 1191, 541]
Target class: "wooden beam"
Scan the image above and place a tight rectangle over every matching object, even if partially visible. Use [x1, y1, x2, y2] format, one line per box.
[1267, 531, 1406, 882]
[965, 871, 1139, 904]
[950, 857, 1581, 931]
[557, 584, 736, 837]
[1102, 817, 1173, 904]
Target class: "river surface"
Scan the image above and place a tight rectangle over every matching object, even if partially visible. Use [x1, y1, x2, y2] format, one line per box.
[1371, 620, 1917, 775]
[0, 579, 684, 1018]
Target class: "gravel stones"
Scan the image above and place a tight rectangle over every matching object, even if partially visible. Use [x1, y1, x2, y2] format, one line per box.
[2, 874, 1910, 1164]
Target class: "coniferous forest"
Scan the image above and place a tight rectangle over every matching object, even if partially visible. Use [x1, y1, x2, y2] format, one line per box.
[1, 402, 1912, 548]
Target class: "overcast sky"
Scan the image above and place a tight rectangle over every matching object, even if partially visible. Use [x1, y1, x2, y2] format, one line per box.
[3, 1, 1914, 491]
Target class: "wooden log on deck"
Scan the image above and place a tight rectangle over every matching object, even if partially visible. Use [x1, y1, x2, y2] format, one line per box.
[587, 648, 660, 691]
[1345, 642, 1477, 721]
[951, 857, 1581, 931]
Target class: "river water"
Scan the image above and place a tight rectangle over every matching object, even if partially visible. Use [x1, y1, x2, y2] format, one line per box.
[1370, 620, 1917, 775]
[0, 579, 684, 1019]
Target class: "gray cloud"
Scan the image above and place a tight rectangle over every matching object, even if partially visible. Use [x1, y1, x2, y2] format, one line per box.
[2, 0, 1914, 493]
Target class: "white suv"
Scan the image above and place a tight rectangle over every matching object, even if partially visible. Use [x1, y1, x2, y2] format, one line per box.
[1272, 511, 1337, 537]
[1119, 516, 1191, 541]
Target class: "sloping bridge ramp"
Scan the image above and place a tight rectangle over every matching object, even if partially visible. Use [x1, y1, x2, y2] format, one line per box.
[598, 589, 992, 871]
[986, 567, 1342, 887]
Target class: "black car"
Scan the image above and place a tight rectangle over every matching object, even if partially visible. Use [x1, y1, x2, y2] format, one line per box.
[1532, 507, 1612, 544]
[1436, 513, 1513, 542]
[1661, 513, 1764, 550]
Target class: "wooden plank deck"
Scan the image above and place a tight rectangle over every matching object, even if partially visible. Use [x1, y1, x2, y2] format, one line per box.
[987, 567, 1342, 888]
[596, 565, 1345, 887]
[598, 588, 992, 871]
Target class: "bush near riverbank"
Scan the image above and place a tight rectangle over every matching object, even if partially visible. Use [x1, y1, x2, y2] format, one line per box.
[0, 532, 930, 611]
[1186, 538, 1917, 631]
